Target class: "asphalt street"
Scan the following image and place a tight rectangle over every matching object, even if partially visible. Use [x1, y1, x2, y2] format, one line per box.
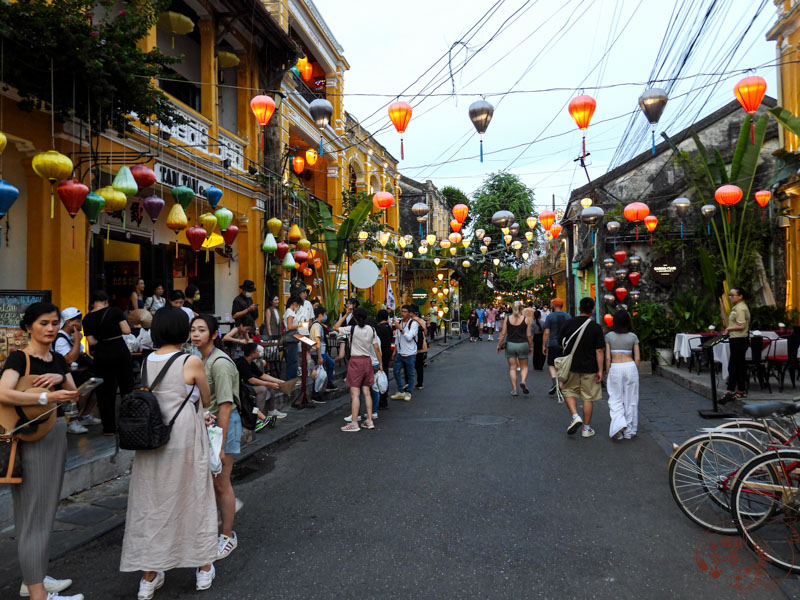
[3, 338, 794, 599]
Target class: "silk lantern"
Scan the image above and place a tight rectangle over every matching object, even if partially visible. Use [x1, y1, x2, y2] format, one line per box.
[603, 314, 614, 327]
[186, 226, 206, 252]
[615, 268, 628, 282]
[452, 203, 469, 224]
[615, 287, 628, 302]
[282, 251, 296, 271]
[603, 277, 615, 292]
[204, 186, 222, 210]
[715, 184, 742, 223]
[526, 216, 538, 229]
[614, 250, 627, 264]
[550, 223, 562, 238]
[734, 76, 767, 143]
[603, 294, 615, 304]
[568, 95, 597, 157]
[388, 101, 413, 159]
[602, 257, 616, 270]
[166, 203, 188, 235]
[638, 88, 668, 154]
[262, 232, 278, 253]
[276, 241, 289, 260]
[0, 132, 6, 156]
[305, 149, 318, 166]
[55, 179, 88, 249]
[171, 185, 194, 210]
[309, 98, 333, 155]
[448, 232, 462, 245]
[628, 272, 641, 286]
[373, 191, 394, 210]
[628, 255, 642, 269]
[112, 166, 138, 197]
[199, 213, 217, 238]
[81, 191, 105, 225]
[539, 210, 555, 232]
[754, 189, 771, 220]
[214, 207, 233, 232]
[130, 164, 156, 189]
[267, 217, 283, 237]
[142, 195, 164, 223]
[450, 219, 462, 233]
[292, 155, 305, 175]
[158, 11, 194, 48]
[672, 197, 691, 238]
[644, 215, 658, 245]
[32, 150, 73, 219]
[623, 202, 650, 240]
[491, 210, 514, 229]
[468, 99, 494, 162]
[250, 94, 276, 150]
[288, 223, 302, 243]
[297, 238, 311, 252]
[293, 250, 309, 264]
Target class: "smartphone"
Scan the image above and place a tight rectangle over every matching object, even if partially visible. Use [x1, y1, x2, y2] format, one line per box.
[77, 377, 104, 397]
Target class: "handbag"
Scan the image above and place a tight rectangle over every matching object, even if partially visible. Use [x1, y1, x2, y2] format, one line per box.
[0, 436, 22, 484]
[554, 318, 592, 391]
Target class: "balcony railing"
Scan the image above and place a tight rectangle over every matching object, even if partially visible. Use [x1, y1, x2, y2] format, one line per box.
[292, 72, 325, 104]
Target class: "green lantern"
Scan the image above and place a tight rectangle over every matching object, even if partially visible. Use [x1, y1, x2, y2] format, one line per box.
[112, 166, 138, 197]
[262, 232, 278, 252]
[81, 192, 105, 224]
[214, 207, 233, 232]
[171, 185, 194, 210]
[282, 251, 296, 270]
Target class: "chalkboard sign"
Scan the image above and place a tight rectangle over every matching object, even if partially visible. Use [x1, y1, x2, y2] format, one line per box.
[0, 290, 52, 370]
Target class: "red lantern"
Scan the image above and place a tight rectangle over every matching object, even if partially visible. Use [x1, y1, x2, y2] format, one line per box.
[568, 95, 596, 130]
[628, 272, 641, 286]
[614, 250, 627, 264]
[644, 215, 658, 245]
[615, 287, 628, 302]
[186, 226, 206, 252]
[222, 224, 239, 246]
[755, 189, 771, 220]
[603, 314, 614, 327]
[388, 101, 413, 159]
[56, 179, 88, 218]
[715, 184, 743, 223]
[450, 219, 463, 233]
[292, 155, 305, 174]
[623, 202, 650, 240]
[452, 203, 469, 224]
[130, 164, 156, 189]
[293, 250, 309, 264]
[539, 210, 555, 232]
[603, 277, 615, 291]
[276, 241, 289, 261]
[303, 267, 313, 277]
[373, 191, 394, 210]
[550, 223, 562, 238]
[734, 76, 767, 114]
[300, 61, 313, 83]
[250, 95, 276, 127]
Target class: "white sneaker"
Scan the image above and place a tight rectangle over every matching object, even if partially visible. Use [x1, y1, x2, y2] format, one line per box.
[21, 576, 73, 597]
[267, 409, 287, 419]
[217, 532, 238, 559]
[372, 412, 378, 419]
[343, 414, 363, 422]
[567, 415, 583, 435]
[390, 392, 405, 400]
[403, 392, 412, 402]
[195, 565, 215, 591]
[137, 572, 164, 600]
[46, 594, 84, 600]
[581, 426, 596, 438]
[66, 421, 88, 434]
[234, 497, 244, 513]
[79, 414, 102, 425]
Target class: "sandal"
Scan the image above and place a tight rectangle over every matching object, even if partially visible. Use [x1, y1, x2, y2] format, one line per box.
[718, 391, 736, 405]
[734, 392, 747, 399]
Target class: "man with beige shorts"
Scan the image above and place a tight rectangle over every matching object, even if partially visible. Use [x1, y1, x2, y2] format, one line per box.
[559, 297, 605, 438]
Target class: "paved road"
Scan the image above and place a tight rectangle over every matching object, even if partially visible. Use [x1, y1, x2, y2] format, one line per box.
[3, 339, 794, 599]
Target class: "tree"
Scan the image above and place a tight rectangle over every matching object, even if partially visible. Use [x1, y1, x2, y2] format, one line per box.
[0, 0, 182, 134]
[470, 172, 535, 242]
[441, 186, 472, 229]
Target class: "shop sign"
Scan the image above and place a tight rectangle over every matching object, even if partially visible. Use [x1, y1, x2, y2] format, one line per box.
[0, 290, 52, 369]
[154, 163, 213, 196]
[412, 287, 428, 306]
[650, 257, 681, 285]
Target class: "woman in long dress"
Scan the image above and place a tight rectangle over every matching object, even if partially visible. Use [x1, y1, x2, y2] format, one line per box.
[120, 307, 217, 599]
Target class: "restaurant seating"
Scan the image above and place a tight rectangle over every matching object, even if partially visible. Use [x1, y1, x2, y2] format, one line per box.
[745, 335, 769, 392]
[687, 336, 709, 374]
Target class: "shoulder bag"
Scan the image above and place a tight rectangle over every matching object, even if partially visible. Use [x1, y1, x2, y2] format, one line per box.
[553, 319, 592, 391]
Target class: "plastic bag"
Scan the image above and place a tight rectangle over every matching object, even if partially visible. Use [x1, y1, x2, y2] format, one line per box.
[372, 370, 388, 394]
[313, 364, 327, 393]
[207, 424, 223, 476]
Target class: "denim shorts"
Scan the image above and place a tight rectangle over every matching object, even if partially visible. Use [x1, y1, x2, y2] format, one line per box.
[224, 408, 242, 455]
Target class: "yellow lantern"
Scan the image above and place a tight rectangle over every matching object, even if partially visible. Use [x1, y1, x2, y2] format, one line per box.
[433, 257, 441, 266]
[166, 203, 188, 233]
[440, 240, 451, 249]
[398, 237, 408, 249]
[267, 217, 283, 237]
[431, 287, 438, 294]
[425, 234, 436, 246]
[501, 226, 510, 235]
[480, 245, 488, 254]
[462, 239, 470, 248]
[443, 288, 450, 295]
[462, 260, 471, 268]
[522, 252, 530, 260]
[448, 232, 462, 245]
[437, 292, 444, 300]
[443, 306, 449, 313]
[33, 150, 73, 219]
[580, 197, 593, 209]
[437, 273, 444, 280]
[378, 232, 391, 247]
[449, 247, 457, 256]
[493, 258, 500, 266]
[297, 238, 311, 252]
[358, 230, 369, 242]
[158, 11, 195, 48]
[403, 251, 413, 259]
[504, 234, 512, 244]
[511, 240, 522, 250]
[305, 149, 318, 166]
[98, 186, 126, 213]
[217, 51, 240, 69]
[525, 231, 534, 241]
[418, 246, 428, 255]
[200, 212, 218, 237]
[288, 223, 302, 243]
[526, 216, 538, 229]
[0, 131, 6, 155]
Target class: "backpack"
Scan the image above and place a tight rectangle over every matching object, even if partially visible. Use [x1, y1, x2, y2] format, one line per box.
[117, 352, 195, 451]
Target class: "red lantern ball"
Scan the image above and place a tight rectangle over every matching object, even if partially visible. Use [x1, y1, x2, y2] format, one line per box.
[628, 272, 641, 286]
[186, 226, 206, 252]
[568, 95, 597, 130]
[715, 185, 743, 207]
[754, 190, 771, 208]
[539, 210, 555, 231]
[623, 202, 650, 223]
[614, 250, 627, 264]
[276, 241, 289, 260]
[550, 223, 562, 239]
[603, 277, 615, 292]
[734, 76, 767, 114]
[222, 224, 239, 246]
[603, 314, 614, 327]
[452, 203, 469, 224]
[450, 219, 463, 233]
[56, 178, 89, 218]
[373, 191, 394, 210]
[130, 164, 156, 189]
[615, 287, 628, 302]
[644, 215, 658, 233]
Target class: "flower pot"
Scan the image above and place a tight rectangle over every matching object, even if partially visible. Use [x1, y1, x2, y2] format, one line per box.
[654, 348, 673, 366]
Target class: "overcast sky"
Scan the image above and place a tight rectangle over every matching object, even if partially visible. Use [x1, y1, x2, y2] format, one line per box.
[314, 0, 777, 212]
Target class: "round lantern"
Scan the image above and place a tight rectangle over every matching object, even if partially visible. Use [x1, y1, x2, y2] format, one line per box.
[629, 289, 641, 303]
[222, 224, 239, 247]
[462, 260, 471, 268]
[468, 99, 494, 162]
[615, 268, 628, 282]
[293, 250, 309, 264]
[509, 222, 520, 236]
[425, 234, 437, 246]
[130, 164, 156, 189]
[715, 184, 742, 223]
[448, 232, 462, 245]
[33, 150, 73, 219]
[292, 155, 305, 174]
[297, 238, 311, 251]
[482, 236, 491, 246]
[439, 240, 451, 249]
[568, 95, 596, 130]
[214, 207, 233, 232]
[475, 228, 486, 240]
[580, 197, 592, 209]
[525, 231, 533, 241]
[388, 101, 413, 159]
[580, 206, 604, 226]
[404, 251, 413, 259]
[503, 234, 513, 245]
[373, 191, 394, 210]
[550, 223, 562, 239]
[539, 210, 555, 232]
[0, 132, 6, 156]
[297, 57, 313, 82]
[158, 11, 194, 47]
[305, 149, 318, 166]
[754, 189, 771, 220]
[603, 294, 616, 305]
[628, 255, 642, 269]
[734, 76, 767, 115]
[411, 202, 429, 219]
[98, 186, 126, 213]
[450, 219, 462, 233]
[171, 185, 194, 210]
[250, 94, 276, 127]
[303, 267, 313, 277]
[199, 213, 217, 238]
[204, 185, 223, 210]
[452, 203, 469, 224]
[56, 179, 89, 218]
[81, 191, 105, 225]
[623, 202, 650, 240]
[309, 98, 334, 155]
[491, 210, 514, 229]
[606, 220, 620, 235]
[672, 197, 691, 238]
[142, 195, 165, 223]
[186, 226, 206, 252]
[643, 215, 658, 245]
[0, 178, 21, 227]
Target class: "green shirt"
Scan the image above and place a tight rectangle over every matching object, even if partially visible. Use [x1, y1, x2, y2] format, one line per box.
[728, 302, 750, 338]
[204, 349, 239, 415]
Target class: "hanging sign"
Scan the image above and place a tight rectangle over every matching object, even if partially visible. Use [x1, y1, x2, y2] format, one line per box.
[154, 163, 213, 197]
[650, 257, 681, 285]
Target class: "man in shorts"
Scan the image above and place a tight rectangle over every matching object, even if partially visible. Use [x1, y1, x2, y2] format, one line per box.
[558, 297, 605, 437]
[475, 305, 485, 341]
[542, 298, 570, 395]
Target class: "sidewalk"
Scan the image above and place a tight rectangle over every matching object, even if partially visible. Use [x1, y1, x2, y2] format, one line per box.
[0, 332, 465, 591]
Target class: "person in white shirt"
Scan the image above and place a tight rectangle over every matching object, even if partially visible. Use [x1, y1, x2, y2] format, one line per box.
[391, 305, 420, 402]
[168, 290, 196, 323]
[54, 307, 102, 434]
[144, 284, 166, 315]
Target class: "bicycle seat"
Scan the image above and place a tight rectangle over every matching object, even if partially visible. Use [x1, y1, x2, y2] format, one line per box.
[742, 401, 797, 418]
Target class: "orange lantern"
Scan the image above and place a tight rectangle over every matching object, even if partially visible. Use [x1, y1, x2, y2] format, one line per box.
[755, 189, 771, 220]
[303, 267, 313, 277]
[550, 223, 562, 238]
[448, 232, 462, 245]
[296, 57, 313, 82]
[373, 191, 394, 210]
[623, 202, 650, 240]
[734, 76, 767, 143]
[250, 95, 276, 151]
[644, 215, 658, 245]
[452, 203, 469, 224]
[539, 210, 556, 232]
[388, 101, 413, 160]
[450, 219, 462, 233]
[715, 184, 743, 223]
[292, 155, 305, 175]
[314, 257, 322, 270]
[568, 95, 596, 158]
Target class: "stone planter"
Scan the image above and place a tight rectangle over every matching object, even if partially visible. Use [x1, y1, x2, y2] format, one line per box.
[654, 348, 674, 366]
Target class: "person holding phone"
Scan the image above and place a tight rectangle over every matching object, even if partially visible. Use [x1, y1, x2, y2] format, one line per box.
[232, 281, 258, 321]
[0, 302, 82, 600]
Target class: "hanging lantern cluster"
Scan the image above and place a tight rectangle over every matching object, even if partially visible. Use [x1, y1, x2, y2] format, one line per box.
[623, 202, 650, 240]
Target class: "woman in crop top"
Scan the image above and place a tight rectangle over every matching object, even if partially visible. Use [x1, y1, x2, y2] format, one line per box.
[496, 301, 532, 396]
[604, 310, 640, 440]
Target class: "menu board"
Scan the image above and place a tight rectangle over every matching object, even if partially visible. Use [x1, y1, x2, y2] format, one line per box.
[0, 290, 52, 370]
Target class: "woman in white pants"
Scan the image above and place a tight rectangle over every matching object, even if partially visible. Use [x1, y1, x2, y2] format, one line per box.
[604, 310, 640, 440]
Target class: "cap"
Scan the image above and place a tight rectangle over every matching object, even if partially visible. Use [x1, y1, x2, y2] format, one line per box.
[551, 298, 564, 308]
[60, 307, 82, 326]
[240, 280, 256, 292]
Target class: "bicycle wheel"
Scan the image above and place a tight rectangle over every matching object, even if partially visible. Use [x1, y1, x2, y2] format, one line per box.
[668, 433, 762, 534]
[711, 420, 792, 449]
[731, 448, 800, 573]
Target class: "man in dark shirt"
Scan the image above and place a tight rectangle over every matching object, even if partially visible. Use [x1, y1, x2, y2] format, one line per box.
[232, 280, 258, 321]
[375, 309, 394, 408]
[543, 298, 571, 395]
[558, 297, 605, 438]
[235, 343, 286, 419]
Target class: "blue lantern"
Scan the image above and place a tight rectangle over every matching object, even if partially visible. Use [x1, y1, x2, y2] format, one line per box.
[0, 180, 20, 217]
[204, 185, 223, 210]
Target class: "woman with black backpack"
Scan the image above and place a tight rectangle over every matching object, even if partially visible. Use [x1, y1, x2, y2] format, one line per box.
[120, 307, 217, 598]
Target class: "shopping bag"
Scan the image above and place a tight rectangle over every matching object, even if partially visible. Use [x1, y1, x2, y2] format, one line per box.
[313, 365, 327, 394]
[207, 425, 223, 476]
[372, 370, 388, 394]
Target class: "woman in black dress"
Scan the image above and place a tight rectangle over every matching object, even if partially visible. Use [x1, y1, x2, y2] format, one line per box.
[467, 309, 479, 342]
[82, 290, 133, 435]
[0, 302, 81, 600]
[532, 309, 546, 371]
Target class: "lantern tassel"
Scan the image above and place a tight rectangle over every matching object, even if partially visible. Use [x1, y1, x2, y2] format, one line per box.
[418, 223, 423, 238]
[761, 209, 765, 221]
[635, 224, 639, 241]
[400, 138, 404, 161]
[727, 209, 731, 224]
[106, 224, 110, 244]
[680, 223, 684, 239]
[176, 241, 179, 259]
[582, 135, 586, 158]
[750, 120, 755, 145]
[707, 224, 711, 236]
[651, 129, 656, 155]
[50, 189, 54, 219]
[319, 135, 324, 157]
[260, 130, 264, 151]
[649, 234, 653, 246]
[205, 248, 209, 262]
[72, 225, 75, 250]
[480, 139, 484, 163]
[194, 258, 197, 277]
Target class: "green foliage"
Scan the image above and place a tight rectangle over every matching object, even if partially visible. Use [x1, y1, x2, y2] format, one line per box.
[768, 106, 800, 139]
[670, 291, 719, 333]
[441, 186, 472, 228]
[696, 247, 720, 297]
[749, 305, 800, 329]
[0, 0, 183, 133]
[630, 302, 679, 360]
[342, 190, 383, 253]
